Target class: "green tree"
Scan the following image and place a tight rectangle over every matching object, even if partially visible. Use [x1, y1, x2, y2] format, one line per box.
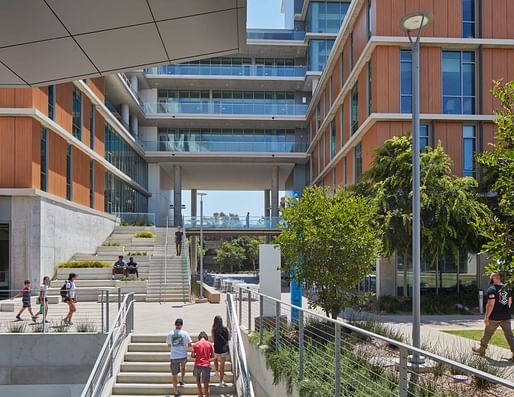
[478, 80, 514, 285]
[214, 241, 245, 273]
[358, 135, 490, 295]
[233, 236, 261, 272]
[275, 186, 382, 318]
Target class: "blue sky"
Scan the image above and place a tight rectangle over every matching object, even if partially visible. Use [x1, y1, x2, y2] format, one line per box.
[180, 0, 286, 218]
[247, 0, 285, 28]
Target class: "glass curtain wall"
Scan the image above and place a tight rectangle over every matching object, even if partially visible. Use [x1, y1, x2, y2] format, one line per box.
[442, 51, 476, 114]
[156, 128, 300, 152]
[396, 252, 477, 296]
[308, 39, 335, 71]
[104, 125, 148, 189]
[307, 1, 350, 33]
[104, 171, 148, 214]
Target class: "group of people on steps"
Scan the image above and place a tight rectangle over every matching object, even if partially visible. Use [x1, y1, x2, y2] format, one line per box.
[167, 315, 230, 397]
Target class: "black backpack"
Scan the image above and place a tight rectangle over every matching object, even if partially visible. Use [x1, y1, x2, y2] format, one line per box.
[60, 282, 69, 298]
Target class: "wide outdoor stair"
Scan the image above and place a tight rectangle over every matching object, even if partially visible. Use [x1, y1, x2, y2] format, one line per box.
[111, 334, 235, 396]
[145, 228, 190, 303]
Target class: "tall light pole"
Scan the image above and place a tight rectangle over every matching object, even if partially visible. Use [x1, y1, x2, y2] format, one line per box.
[198, 192, 207, 299]
[398, 11, 433, 361]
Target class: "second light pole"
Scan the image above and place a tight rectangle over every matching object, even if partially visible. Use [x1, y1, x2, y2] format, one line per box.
[198, 192, 207, 300]
[398, 10, 433, 361]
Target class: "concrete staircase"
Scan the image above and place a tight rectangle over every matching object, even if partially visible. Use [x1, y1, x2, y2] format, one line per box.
[145, 228, 190, 303]
[111, 334, 235, 396]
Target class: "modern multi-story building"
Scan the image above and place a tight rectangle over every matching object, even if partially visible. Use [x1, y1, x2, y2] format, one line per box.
[305, 0, 514, 295]
[0, 0, 513, 296]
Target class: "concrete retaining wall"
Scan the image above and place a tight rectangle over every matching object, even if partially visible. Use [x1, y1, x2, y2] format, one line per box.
[241, 328, 300, 397]
[0, 333, 106, 385]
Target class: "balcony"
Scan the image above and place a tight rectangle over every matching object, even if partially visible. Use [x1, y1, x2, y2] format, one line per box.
[246, 29, 306, 41]
[144, 64, 307, 78]
[140, 139, 307, 153]
[143, 101, 307, 116]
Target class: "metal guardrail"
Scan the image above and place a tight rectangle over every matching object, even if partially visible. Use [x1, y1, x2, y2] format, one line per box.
[183, 229, 192, 303]
[115, 212, 156, 226]
[139, 139, 307, 153]
[183, 216, 283, 230]
[227, 293, 256, 397]
[236, 286, 514, 397]
[80, 292, 135, 397]
[144, 64, 307, 77]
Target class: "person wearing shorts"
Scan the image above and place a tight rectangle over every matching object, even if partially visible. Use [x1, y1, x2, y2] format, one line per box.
[63, 273, 77, 326]
[166, 318, 192, 396]
[192, 331, 215, 397]
[211, 315, 231, 387]
[39, 276, 50, 322]
[12, 280, 39, 322]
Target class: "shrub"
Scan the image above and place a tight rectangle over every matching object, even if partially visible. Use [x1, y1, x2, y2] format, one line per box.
[58, 261, 111, 268]
[102, 242, 120, 247]
[53, 321, 68, 332]
[32, 323, 45, 333]
[134, 232, 155, 238]
[126, 251, 147, 256]
[8, 322, 27, 333]
[75, 321, 96, 333]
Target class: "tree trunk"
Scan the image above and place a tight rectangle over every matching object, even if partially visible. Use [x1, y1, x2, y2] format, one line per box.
[403, 252, 409, 297]
[435, 257, 439, 296]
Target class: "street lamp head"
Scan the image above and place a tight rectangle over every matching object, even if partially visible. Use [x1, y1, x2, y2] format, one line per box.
[398, 11, 433, 32]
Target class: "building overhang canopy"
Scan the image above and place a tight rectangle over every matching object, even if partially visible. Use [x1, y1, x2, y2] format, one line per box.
[0, 0, 247, 87]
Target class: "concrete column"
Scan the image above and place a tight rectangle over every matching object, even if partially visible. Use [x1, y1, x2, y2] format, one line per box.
[121, 103, 130, 127]
[271, 166, 279, 221]
[190, 189, 198, 274]
[148, 164, 167, 226]
[264, 189, 270, 218]
[173, 165, 182, 226]
[130, 75, 138, 92]
[130, 115, 138, 137]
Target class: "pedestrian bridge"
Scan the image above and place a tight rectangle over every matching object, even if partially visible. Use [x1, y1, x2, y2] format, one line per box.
[183, 216, 282, 236]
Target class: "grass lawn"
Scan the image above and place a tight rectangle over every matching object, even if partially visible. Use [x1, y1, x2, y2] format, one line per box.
[444, 329, 510, 350]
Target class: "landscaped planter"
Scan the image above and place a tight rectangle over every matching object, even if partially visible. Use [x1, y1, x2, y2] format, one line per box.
[115, 279, 147, 294]
[56, 267, 111, 280]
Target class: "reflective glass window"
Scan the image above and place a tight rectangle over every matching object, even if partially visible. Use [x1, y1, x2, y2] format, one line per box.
[442, 51, 475, 114]
[400, 50, 412, 113]
[463, 125, 476, 177]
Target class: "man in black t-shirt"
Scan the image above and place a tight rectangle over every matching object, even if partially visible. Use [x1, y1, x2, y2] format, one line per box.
[175, 226, 184, 256]
[473, 272, 514, 360]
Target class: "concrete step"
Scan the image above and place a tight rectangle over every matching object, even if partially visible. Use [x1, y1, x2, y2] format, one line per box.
[116, 372, 234, 384]
[111, 383, 235, 395]
[120, 362, 233, 372]
[128, 343, 169, 353]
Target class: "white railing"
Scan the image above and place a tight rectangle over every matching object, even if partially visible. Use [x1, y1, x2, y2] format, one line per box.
[80, 293, 135, 397]
[227, 293, 255, 397]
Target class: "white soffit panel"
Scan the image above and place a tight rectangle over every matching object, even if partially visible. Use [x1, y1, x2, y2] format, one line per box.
[0, 0, 247, 87]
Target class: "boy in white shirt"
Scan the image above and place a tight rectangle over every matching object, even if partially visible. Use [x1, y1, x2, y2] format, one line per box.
[166, 318, 192, 396]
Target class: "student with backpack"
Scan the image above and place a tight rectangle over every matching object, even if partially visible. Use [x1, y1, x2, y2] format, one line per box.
[61, 273, 77, 326]
[12, 280, 39, 322]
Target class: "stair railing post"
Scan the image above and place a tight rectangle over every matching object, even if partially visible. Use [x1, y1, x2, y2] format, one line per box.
[299, 310, 304, 380]
[247, 289, 252, 332]
[259, 294, 264, 345]
[117, 287, 121, 311]
[238, 287, 243, 326]
[275, 301, 281, 350]
[335, 323, 341, 397]
[101, 290, 104, 334]
[106, 290, 110, 332]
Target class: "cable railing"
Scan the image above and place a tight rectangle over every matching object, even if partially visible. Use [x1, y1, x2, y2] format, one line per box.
[80, 292, 135, 397]
[235, 286, 514, 397]
[0, 288, 124, 334]
[227, 293, 256, 397]
[144, 101, 308, 116]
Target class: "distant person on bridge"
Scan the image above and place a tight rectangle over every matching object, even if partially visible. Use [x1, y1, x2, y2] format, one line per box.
[167, 318, 192, 396]
[246, 212, 250, 228]
[191, 331, 215, 397]
[473, 272, 514, 360]
[175, 226, 184, 256]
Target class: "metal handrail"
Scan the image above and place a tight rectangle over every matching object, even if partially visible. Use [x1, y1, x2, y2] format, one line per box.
[80, 292, 135, 397]
[227, 293, 255, 397]
[237, 286, 514, 392]
[182, 228, 192, 303]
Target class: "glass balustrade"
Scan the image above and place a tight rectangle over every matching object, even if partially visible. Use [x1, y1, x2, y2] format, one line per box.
[140, 139, 306, 153]
[144, 101, 307, 116]
[144, 64, 307, 77]
[183, 216, 283, 229]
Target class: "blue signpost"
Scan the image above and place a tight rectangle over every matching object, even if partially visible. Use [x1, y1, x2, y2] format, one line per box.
[291, 192, 302, 322]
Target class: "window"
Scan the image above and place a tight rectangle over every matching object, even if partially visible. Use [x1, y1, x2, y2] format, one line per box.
[462, 0, 476, 38]
[89, 159, 95, 208]
[367, 61, 372, 116]
[349, 31, 354, 70]
[367, 0, 372, 39]
[89, 104, 95, 150]
[340, 107, 345, 145]
[317, 144, 321, 175]
[420, 124, 430, 150]
[463, 125, 476, 177]
[307, 1, 350, 33]
[329, 78, 333, 107]
[66, 144, 73, 200]
[323, 90, 326, 117]
[354, 143, 362, 183]
[442, 51, 475, 114]
[48, 85, 55, 120]
[330, 119, 336, 158]
[339, 52, 344, 88]
[400, 50, 412, 113]
[316, 103, 321, 130]
[40, 127, 48, 192]
[321, 135, 326, 167]
[350, 83, 359, 135]
[343, 156, 347, 186]
[308, 39, 335, 71]
[72, 87, 82, 140]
